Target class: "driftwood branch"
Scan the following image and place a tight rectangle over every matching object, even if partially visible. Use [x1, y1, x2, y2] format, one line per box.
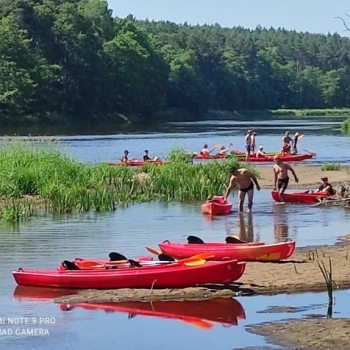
[335, 16, 350, 32]
[313, 183, 350, 208]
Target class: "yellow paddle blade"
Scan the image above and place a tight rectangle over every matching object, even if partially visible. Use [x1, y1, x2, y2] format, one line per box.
[298, 134, 305, 139]
[215, 143, 221, 148]
[229, 235, 241, 241]
[145, 246, 161, 255]
[183, 259, 207, 266]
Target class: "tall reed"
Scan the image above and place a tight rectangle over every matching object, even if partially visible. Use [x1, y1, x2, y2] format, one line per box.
[317, 257, 333, 318]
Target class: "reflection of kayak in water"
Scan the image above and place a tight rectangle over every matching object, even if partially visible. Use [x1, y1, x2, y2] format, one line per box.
[13, 286, 79, 301]
[61, 298, 246, 329]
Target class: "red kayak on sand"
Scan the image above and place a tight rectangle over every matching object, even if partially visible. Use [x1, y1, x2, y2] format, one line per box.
[62, 298, 246, 329]
[235, 153, 314, 163]
[271, 190, 331, 204]
[201, 196, 232, 215]
[12, 259, 246, 289]
[107, 160, 164, 167]
[158, 240, 296, 262]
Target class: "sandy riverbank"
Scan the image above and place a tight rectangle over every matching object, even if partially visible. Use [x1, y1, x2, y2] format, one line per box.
[54, 234, 350, 304]
[254, 164, 350, 189]
[247, 318, 350, 350]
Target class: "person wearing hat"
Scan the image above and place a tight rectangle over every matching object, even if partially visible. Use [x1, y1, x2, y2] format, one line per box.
[291, 132, 302, 154]
[315, 177, 335, 195]
[256, 145, 266, 158]
[281, 131, 293, 155]
[143, 150, 160, 162]
[224, 166, 261, 213]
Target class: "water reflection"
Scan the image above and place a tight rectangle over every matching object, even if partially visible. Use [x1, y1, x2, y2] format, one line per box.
[273, 205, 290, 242]
[13, 287, 245, 330]
[224, 214, 256, 242]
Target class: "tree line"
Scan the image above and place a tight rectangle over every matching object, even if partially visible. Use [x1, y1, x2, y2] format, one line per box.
[1, 0, 350, 126]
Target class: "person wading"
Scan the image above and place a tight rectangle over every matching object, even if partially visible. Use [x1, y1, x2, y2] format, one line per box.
[224, 166, 261, 213]
[273, 155, 299, 203]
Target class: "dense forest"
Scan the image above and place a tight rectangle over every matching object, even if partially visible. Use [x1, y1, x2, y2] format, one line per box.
[1, 0, 350, 126]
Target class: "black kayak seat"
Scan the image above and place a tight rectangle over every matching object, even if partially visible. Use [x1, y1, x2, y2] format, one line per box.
[61, 260, 80, 270]
[187, 235, 205, 244]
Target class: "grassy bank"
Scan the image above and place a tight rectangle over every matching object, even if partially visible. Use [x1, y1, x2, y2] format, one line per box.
[0, 143, 248, 222]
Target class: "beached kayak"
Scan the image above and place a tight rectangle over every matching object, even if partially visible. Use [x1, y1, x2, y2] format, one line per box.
[107, 160, 164, 167]
[12, 259, 245, 289]
[201, 196, 232, 215]
[64, 298, 246, 329]
[158, 240, 295, 262]
[235, 153, 314, 162]
[271, 190, 331, 204]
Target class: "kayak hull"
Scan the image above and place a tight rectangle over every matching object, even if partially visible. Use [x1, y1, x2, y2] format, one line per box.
[201, 196, 232, 215]
[12, 260, 245, 289]
[193, 154, 227, 160]
[158, 241, 296, 262]
[107, 160, 164, 167]
[271, 190, 330, 204]
[235, 153, 314, 162]
[67, 298, 246, 328]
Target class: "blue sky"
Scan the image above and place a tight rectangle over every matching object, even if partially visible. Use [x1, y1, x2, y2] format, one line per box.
[108, 0, 350, 35]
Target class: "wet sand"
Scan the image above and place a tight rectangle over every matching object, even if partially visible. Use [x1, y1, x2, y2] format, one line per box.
[255, 164, 350, 189]
[247, 319, 350, 350]
[54, 234, 350, 304]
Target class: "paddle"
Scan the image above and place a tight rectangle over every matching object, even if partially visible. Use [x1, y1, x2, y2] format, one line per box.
[145, 248, 214, 262]
[303, 149, 317, 156]
[208, 143, 221, 154]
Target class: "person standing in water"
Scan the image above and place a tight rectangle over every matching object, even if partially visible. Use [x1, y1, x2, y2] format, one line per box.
[224, 166, 261, 213]
[291, 132, 302, 154]
[281, 131, 293, 155]
[273, 155, 299, 203]
[245, 130, 253, 161]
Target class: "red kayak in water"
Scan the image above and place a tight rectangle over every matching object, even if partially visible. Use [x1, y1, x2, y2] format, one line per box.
[158, 240, 295, 262]
[271, 190, 331, 204]
[107, 160, 164, 167]
[12, 259, 246, 289]
[201, 196, 232, 215]
[235, 153, 314, 162]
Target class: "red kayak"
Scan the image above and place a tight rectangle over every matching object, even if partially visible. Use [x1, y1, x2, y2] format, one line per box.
[271, 190, 331, 204]
[158, 240, 295, 262]
[235, 153, 314, 162]
[201, 196, 232, 215]
[12, 259, 245, 289]
[64, 298, 245, 329]
[107, 160, 164, 167]
[193, 154, 227, 160]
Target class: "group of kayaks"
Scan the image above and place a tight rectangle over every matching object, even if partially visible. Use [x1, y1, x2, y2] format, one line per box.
[106, 150, 315, 167]
[12, 236, 295, 290]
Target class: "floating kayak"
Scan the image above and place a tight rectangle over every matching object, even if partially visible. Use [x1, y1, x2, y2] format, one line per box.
[12, 259, 245, 289]
[271, 190, 331, 204]
[107, 160, 164, 167]
[63, 298, 246, 329]
[193, 154, 227, 160]
[158, 240, 295, 262]
[201, 196, 232, 215]
[235, 153, 314, 162]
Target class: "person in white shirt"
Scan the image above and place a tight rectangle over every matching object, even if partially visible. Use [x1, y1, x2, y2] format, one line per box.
[256, 145, 265, 157]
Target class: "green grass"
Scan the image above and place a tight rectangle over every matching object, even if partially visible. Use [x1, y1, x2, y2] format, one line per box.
[341, 118, 350, 134]
[0, 141, 256, 221]
[321, 162, 340, 171]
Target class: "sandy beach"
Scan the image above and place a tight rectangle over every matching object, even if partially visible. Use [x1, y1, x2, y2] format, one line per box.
[254, 164, 350, 189]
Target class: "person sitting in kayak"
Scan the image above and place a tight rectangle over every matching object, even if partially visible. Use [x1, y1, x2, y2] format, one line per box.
[273, 155, 299, 203]
[218, 146, 228, 155]
[224, 166, 261, 213]
[200, 144, 211, 156]
[315, 177, 335, 195]
[121, 150, 129, 163]
[281, 131, 293, 155]
[143, 150, 160, 162]
[255, 145, 266, 157]
[291, 132, 302, 154]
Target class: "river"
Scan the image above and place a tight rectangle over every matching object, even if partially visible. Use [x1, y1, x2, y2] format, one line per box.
[0, 117, 349, 349]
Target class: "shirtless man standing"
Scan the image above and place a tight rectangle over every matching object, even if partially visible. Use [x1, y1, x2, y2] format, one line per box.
[224, 166, 261, 213]
[273, 155, 299, 203]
